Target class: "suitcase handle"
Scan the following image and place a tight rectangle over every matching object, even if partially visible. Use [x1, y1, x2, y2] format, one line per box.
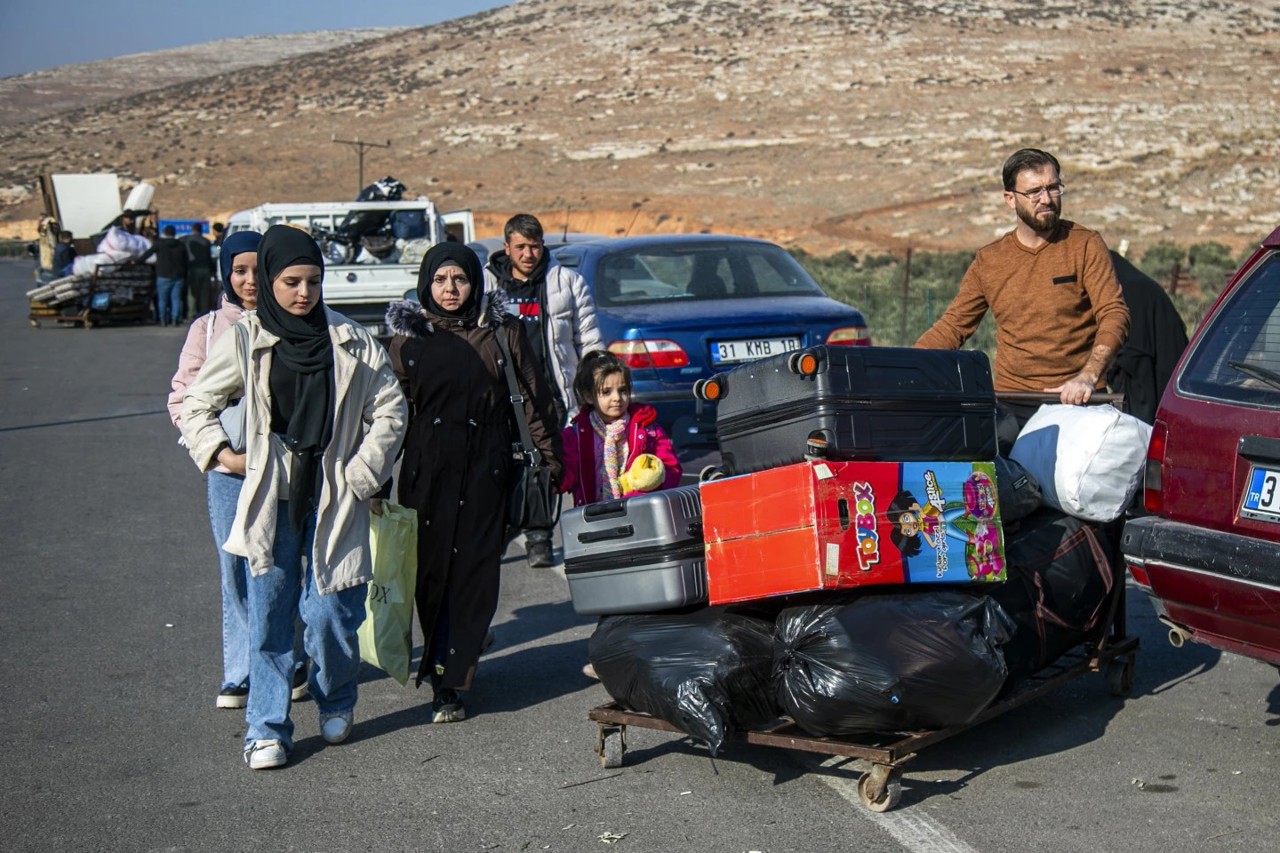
[582, 499, 627, 520]
[577, 525, 635, 544]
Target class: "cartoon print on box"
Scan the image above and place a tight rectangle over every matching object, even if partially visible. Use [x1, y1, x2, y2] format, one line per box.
[955, 471, 1006, 580]
[888, 463, 1007, 584]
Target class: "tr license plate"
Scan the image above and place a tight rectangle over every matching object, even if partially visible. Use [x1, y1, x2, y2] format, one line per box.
[711, 337, 801, 365]
[1240, 465, 1280, 522]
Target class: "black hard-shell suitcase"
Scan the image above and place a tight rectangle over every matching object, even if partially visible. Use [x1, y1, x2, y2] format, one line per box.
[707, 345, 998, 475]
[562, 485, 706, 616]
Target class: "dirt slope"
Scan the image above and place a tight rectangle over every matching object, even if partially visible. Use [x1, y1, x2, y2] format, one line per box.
[2, 0, 1277, 255]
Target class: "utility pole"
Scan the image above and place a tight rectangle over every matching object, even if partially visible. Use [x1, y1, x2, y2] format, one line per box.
[331, 135, 391, 196]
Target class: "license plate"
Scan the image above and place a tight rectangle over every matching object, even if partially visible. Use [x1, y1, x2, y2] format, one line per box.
[365, 323, 389, 338]
[1241, 465, 1280, 522]
[710, 337, 801, 365]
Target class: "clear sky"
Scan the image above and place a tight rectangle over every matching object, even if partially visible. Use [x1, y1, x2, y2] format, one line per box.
[0, 0, 513, 78]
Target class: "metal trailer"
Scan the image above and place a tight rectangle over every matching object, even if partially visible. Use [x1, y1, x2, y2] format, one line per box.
[588, 392, 1140, 813]
[29, 261, 155, 329]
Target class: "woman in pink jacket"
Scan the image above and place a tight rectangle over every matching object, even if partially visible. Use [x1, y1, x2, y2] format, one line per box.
[559, 350, 682, 507]
[167, 230, 305, 710]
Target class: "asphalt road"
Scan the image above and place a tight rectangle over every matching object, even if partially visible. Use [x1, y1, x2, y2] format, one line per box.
[1, 258, 1277, 853]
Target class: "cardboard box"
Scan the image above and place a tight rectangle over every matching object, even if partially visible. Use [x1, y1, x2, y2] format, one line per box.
[702, 460, 1005, 604]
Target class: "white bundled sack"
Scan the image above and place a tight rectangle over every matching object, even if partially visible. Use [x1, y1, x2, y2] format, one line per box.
[96, 226, 152, 261]
[1010, 404, 1152, 523]
[71, 252, 113, 276]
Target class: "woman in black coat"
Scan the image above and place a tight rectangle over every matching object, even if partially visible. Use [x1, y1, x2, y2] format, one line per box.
[384, 242, 562, 722]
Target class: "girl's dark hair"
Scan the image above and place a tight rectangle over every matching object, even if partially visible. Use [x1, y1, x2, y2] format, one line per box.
[573, 350, 631, 408]
[887, 489, 922, 558]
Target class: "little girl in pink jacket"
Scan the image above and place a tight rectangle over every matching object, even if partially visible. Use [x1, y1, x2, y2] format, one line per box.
[559, 351, 682, 507]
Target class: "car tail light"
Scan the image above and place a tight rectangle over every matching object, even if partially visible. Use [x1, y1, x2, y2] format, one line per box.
[1127, 561, 1152, 589]
[608, 339, 690, 369]
[826, 326, 871, 347]
[1144, 420, 1167, 514]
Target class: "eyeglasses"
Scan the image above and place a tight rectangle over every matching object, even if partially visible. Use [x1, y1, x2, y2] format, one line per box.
[1009, 183, 1065, 200]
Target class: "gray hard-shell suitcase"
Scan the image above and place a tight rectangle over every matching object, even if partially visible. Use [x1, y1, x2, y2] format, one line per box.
[562, 485, 707, 616]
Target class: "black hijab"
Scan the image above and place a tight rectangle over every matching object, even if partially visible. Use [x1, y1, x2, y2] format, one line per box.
[256, 224, 334, 531]
[416, 242, 485, 321]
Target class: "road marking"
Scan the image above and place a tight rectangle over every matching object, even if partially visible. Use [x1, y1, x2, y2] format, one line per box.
[812, 756, 981, 853]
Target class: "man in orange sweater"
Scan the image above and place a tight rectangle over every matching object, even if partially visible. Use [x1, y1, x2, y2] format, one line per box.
[915, 149, 1129, 419]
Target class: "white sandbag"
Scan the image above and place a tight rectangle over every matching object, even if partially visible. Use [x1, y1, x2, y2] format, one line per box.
[71, 252, 113, 276]
[95, 226, 152, 261]
[1009, 403, 1152, 523]
[123, 182, 155, 212]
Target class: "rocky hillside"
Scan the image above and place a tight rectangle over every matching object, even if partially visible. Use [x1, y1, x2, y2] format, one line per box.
[2, 0, 1278, 255]
[0, 29, 404, 126]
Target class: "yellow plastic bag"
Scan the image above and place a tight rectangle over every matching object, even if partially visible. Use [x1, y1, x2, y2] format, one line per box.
[358, 503, 418, 685]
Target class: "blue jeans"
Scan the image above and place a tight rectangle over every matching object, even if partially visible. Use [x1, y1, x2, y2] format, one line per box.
[208, 473, 251, 690]
[156, 276, 183, 323]
[244, 504, 367, 749]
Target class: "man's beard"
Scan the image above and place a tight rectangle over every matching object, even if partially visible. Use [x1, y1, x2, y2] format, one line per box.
[1016, 200, 1060, 234]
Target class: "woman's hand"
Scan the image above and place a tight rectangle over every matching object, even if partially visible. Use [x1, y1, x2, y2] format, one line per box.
[216, 446, 247, 475]
[370, 498, 385, 516]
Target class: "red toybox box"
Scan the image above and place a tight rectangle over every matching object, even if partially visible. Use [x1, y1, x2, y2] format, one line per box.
[702, 460, 1006, 605]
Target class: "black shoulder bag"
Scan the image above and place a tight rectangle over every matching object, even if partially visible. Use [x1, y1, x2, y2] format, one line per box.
[494, 325, 561, 531]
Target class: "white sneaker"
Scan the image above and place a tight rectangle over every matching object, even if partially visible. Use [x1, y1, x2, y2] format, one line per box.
[243, 739, 287, 770]
[320, 711, 353, 744]
[291, 664, 309, 702]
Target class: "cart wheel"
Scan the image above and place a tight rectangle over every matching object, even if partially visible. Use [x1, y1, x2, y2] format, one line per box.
[693, 376, 724, 402]
[699, 465, 725, 483]
[599, 727, 625, 769]
[1106, 655, 1136, 697]
[858, 767, 902, 813]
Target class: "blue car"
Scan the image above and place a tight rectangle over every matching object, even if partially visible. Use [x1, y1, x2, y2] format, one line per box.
[551, 234, 871, 447]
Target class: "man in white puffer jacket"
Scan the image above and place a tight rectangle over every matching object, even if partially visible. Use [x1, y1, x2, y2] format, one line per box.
[485, 213, 604, 567]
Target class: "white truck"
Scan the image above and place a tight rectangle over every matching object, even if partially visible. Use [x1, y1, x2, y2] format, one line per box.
[226, 199, 474, 336]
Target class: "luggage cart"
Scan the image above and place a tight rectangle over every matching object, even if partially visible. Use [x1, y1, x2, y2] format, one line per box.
[589, 578, 1136, 811]
[589, 391, 1139, 812]
[28, 261, 155, 329]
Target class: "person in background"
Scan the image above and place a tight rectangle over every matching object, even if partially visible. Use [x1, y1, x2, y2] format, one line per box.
[558, 350, 682, 680]
[168, 231, 308, 710]
[183, 222, 215, 321]
[181, 225, 406, 770]
[152, 225, 189, 327]
[52, 230, 77, 276]
[384, 243, 561, 723]
[34, 214, 60, 282]
[484, 213, 603, 567]
[914, 148, 1130, 425]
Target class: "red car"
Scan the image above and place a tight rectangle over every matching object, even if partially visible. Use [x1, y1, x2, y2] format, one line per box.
[1122, 226, 1280, 665]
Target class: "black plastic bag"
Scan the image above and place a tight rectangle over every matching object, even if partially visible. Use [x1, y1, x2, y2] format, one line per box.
[588, 607, 777, 754]
[773, 591, 1013, 737]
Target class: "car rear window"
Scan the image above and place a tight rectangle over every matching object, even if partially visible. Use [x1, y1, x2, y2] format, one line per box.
[592, 243, 825, 306]
[1178, 251, 1280, 407]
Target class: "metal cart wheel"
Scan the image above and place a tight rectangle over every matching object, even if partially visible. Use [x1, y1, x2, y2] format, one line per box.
[858, 765, 903, 812]
[1106, 654, 1136, 697]
[699, 465, 725, 483]
[598, 725, 625, 769]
